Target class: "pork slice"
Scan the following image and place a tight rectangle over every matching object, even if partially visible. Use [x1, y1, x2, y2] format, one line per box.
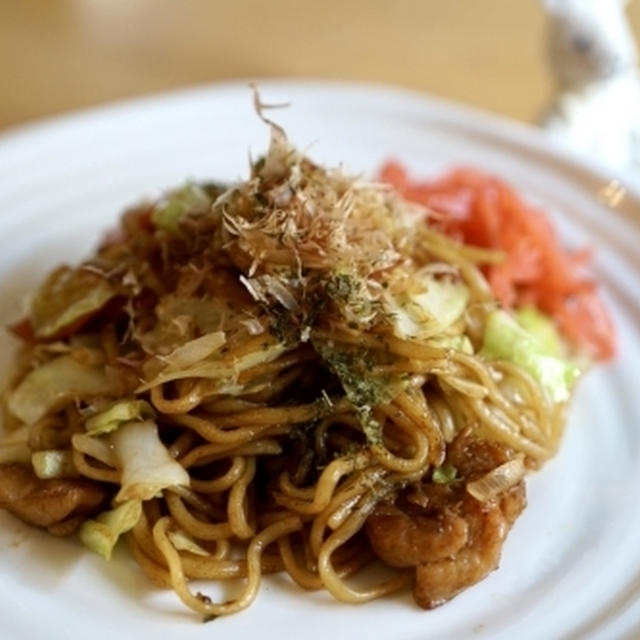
[0, 463, 107, 535]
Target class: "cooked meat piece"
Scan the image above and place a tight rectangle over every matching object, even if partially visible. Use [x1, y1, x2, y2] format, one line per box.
[0, 463, 107, 535]
[366, 507, 468, 567]
[365, 435, 527, 609]
[413, 493, 510, 609]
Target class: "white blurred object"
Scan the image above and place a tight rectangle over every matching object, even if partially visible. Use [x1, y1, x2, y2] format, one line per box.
[542, 0, 640, 172]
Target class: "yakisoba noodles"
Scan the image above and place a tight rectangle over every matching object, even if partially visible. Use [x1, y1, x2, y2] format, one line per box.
[0, 119, 605, 618]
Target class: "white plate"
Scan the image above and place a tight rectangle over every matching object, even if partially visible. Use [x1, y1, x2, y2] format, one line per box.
[0, 81, 639, 640]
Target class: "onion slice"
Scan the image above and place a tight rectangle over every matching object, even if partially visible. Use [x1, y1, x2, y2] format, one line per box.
[466, 455, 526, 502]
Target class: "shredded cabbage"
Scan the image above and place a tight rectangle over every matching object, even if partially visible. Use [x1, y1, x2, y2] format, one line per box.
[8, 355, 117, 425]
[136, 297, 232, 356]
[167, 529, 210, 556]
[79, 500, 142, 561]
[0, 423, 31, 464]
[161, 331, 226, 370]
[482, 310, 581, 402]
[385, 277, 469, 340]
[515, 306, 564, 357]
[71, 432, 118, 467]
[112, 420, 190, 502]
[152, 184, 212, 233]
[30, 266, 117, 339]
[137, 342, 287, 392]
[31, 450, 77, 479]
[85, 400, 156, 436]
[427, 334, 474, 354]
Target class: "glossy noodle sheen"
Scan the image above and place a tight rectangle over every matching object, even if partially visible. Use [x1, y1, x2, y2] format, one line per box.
[0, 122, 577, 619]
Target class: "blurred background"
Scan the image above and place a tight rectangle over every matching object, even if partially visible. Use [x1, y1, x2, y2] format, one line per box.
[1, 0, 640, 130]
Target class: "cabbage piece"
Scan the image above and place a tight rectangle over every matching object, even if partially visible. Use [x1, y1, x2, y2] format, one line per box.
[111, 420, 190, 502]
[152, 184, 212, 233]
[136, 296, 238, 357]
[78, 500, 142, 561]
[514, 306, 564, 357]
[0, 424, 31, 464]
[85, 399, 156, 436]
[71, 432, 118, 467]
[32, 450, 77, 479]
[385, 277, 469, 340]
[136, 341, 287, 392]
[427, 334, 474, 354]
[167, 529, 210, 556]
[481, 310, 581, 403]
[29, 266, 117, 339]
[161, 331, 226, 370]
[8, 355, 117, 425]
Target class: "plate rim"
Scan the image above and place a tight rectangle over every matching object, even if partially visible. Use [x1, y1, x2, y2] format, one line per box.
[0, 78, 638, 202]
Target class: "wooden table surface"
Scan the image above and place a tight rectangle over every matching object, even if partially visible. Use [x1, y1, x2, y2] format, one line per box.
[2, 0, 640, 131]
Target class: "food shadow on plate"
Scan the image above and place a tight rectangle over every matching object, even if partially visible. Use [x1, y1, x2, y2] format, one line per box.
[0, 512, 86, 590]
[94, 544, 205, 622]
[265, 557, 416, 612]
